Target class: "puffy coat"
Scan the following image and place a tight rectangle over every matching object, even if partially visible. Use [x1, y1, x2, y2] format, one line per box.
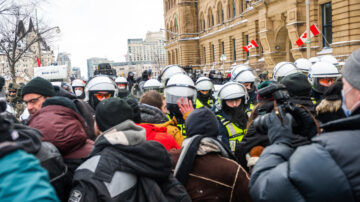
[28, 105, 93, 159]
[0, 142, 59, 202]
[137, 123, 180, 150]
[250, 113, 360, 201]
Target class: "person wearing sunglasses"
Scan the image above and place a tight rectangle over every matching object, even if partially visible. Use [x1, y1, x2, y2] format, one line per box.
[85, 76, 117, 109]
[21, 77, 56, 118]
[308, 61, 342, 104]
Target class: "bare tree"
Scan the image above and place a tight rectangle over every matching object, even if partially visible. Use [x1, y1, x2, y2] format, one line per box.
[0, 0, 57, 83]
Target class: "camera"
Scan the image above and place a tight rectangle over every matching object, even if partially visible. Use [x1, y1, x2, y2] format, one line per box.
[253, 83, 296, 134]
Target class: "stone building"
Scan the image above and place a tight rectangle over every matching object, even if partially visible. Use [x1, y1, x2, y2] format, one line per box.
[163, 0, 360, 74]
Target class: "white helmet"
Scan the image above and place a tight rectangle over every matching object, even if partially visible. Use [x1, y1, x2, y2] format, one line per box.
[320, 55, 339, 67]
[71, 79, 85, 88]
[308, 62, 341, 93]
[294, 58, 312, 73]
[233, 70, 256, 83]
[231, 64, 251, 81]
[196, 77, 214, 91]
[165, 74, 196, 104]
[159, 65, 186, 86]
[273, 62, 299, 81]
[144, 79, 162, 92]
[218, 82, 248, 104]
[309, 57, 320, 65]
[85, 76, 117, 103]
[115, 77, 128, 84]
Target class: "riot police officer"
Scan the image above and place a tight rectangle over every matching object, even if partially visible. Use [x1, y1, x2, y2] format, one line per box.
[215, 82, 249, 152]
[195, 77, 215, 109]
[85, 76, 117, 109]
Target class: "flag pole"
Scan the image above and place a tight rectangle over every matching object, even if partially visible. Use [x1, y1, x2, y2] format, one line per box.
[306, 0, 310, 59]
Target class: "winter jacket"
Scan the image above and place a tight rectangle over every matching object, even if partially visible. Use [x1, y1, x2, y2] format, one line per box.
[155, 118, 185, 146]
[138, 123, 180, 150]
[28, 105, 94, 159]
[170, 137, 252, 202]
[13, 122, 72, 201]
[236, 99, 317, 172]
[69, 120, 191, 202]
[0, 142, 59, 202]
[73, 99, 96, 140]
[249, 112, 360, 202]
[139, 103, 169, 124]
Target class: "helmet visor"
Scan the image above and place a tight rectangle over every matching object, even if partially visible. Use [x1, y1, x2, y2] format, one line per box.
[165, 86, 196, 104]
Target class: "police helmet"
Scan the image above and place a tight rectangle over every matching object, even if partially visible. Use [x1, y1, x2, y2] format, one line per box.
[320, 55, 339, 68]
[195, 77, 214, 91]
[309, 57, 320, 65]
[159, 65, 186, 86]
[218, 82, 249, 104]
[85, 76, 117, 102]
[273, 62, 299, 81]
[294, 58, 312, 73]
[230, 64, 251, 81]
[165, 74, 196, 104]
[308, 62, 341, 93]
[143, 79, 162, 92]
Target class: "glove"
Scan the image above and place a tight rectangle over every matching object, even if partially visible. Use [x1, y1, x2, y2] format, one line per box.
[265, 111, 293, 145]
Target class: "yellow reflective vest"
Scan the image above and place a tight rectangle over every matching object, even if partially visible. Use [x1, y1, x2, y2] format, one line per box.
[195, 98, 214, 109]
[217, 115, 247, 152]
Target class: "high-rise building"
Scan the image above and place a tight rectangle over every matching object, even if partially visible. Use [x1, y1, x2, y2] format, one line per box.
[163, 0, 360, 73]
[57, 52, 72, 69]
[126, 31, 167, 76]
[86, 57, 113, 78]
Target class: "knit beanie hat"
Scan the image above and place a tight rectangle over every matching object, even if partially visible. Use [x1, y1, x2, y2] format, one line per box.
[125, 97, 141, 123]
[342, 48, 360, 90]
[21, 77, 55, 97]
[185, 107, 219, 138]
[95, 97, 134, 132]
[280, 73, 312, 97]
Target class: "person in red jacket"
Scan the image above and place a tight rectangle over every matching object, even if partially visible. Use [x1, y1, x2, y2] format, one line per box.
[137, 123, 180, 150]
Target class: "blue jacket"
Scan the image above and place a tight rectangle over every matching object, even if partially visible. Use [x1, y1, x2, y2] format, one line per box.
[250, 114, 360, 202]
[0, 148, 59, 202]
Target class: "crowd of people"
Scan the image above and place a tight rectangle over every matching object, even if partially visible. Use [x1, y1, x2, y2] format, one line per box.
[0, 49, 359, 202]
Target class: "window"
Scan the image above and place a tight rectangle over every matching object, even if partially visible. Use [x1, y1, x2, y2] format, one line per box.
[204, 47, 206, 64]
[233, 0, 236, 18]
[233, 39, 236, 61]
[221, 41, 225, 54]
[212, 44, 215, 62]
[322, 2, 332, 47]
[245, 34, 249, 58]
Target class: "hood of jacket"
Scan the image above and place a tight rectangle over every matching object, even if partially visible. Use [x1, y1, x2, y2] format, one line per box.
[28, 105, 88, 157]
[139, 103, 168, 124]
[14, 123, 42, 154]
[91, 120, 173, 181]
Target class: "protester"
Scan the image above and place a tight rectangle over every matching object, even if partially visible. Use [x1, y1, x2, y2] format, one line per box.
[139, 91, 184, 146]
[249, 49, 360, 201]
[69, 97, 190, 201]
[170, 108, 252, 202]
[28, 96, 94, 174]
[21, 77, 55, 117]
[0, 115, 59, 202]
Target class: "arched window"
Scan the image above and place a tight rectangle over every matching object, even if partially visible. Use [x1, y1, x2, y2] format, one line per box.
[232, 0, 236, 18]
[217, 2, 224, 24]
[208, 8, 214, 27]
[199, 12, 205, 31]
[174, 15, 178, 33]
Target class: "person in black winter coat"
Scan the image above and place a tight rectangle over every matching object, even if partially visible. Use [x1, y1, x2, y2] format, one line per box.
[236, 76, 317, 172]
[69, 98, 190, 202]
[249, 48, 360, 202]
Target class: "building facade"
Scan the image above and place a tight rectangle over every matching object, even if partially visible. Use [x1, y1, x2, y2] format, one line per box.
[164, 0, 360, 74]
[127, 31, 167, 75]
[0, 29, 55, 84]
[86, 57, 113, 78]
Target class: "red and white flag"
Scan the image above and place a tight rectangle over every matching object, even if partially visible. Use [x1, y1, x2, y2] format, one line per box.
[296, 24, 320, 47]
[36, 56, 41, 67]
[243, 40, 258, 52]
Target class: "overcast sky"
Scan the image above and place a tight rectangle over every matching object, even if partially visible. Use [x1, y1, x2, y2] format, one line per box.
[40, 0, 165, 77]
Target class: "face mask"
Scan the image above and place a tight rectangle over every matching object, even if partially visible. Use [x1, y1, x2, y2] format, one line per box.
[75, 90, 83, 97]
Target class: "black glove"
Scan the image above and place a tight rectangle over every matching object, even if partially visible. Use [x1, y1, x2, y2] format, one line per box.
[266, 111, 293, 145]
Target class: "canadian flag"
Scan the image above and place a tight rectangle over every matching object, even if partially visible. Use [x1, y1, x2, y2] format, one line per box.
[243, 40, 258, 52]
[296, 24, 320, 47]
[36, 56, 41, 67]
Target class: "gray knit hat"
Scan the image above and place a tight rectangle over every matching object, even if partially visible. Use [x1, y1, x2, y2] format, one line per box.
[342, 49, 360, 90]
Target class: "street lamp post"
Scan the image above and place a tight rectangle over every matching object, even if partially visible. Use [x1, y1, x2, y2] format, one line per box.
[220, 54, 227, 74]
